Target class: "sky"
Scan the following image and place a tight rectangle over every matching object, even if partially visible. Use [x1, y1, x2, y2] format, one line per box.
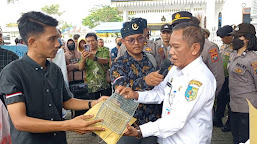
[0, 0, 111, 28]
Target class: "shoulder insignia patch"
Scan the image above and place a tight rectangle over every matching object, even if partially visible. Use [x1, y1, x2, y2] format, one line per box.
[251, 62, 257, 68]
[209, 48, 219, 62]
[158, 48, 165, 59]
[145, 47, 152, 52]
[185, 80, 202, 102]
[252, 62, 257, 74]
[254, 67, 257, 74]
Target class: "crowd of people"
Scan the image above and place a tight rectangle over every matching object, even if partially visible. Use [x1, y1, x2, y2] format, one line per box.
[0, 10, 256, 144]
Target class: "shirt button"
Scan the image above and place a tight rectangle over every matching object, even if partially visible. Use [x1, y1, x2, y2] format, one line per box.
[49, 104, 52, 107]
[35, 68, 38, 71]
[40, 67, 44, 70]
[51, 118, 54, 121]
[53, 133, 56, 136]
[46, 89, 49, 92]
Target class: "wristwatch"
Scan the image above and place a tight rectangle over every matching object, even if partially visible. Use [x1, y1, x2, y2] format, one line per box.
[94, 56, 98, 61]
[88, 100, 92, 109]
[137, 129, 142, 138]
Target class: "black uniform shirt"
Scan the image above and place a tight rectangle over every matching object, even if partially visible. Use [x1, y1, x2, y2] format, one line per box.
[0, 54, 72, 144]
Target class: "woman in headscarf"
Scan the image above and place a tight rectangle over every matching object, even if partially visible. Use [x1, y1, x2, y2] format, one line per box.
[65, 39, 83, 82]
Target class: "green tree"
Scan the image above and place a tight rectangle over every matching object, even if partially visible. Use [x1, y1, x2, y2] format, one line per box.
[82, 6, 122, 29]
[58, 21, 73, 32]
[41, 4, 64, 16]
[7, 0, 18, 3]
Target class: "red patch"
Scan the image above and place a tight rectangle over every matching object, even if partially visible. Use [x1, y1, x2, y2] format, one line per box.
[158, 48, 165, 59]
[209, 48, 219, 62]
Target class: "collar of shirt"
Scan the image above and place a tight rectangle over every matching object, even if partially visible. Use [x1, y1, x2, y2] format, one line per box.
[22, 54, 51, 71]
[123, 51, 148, 62]
[179, 56, 203, 76]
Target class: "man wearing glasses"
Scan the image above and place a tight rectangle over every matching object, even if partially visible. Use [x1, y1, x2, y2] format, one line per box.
[111, 19, 162, 144]
[117, 18, 156, 63]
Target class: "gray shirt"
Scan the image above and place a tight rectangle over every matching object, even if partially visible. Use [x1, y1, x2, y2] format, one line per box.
[0, 54, 72, 144]
[201, 39, 225, 97]
[228, 51, 257, 113]
[154, 42, 171, 67]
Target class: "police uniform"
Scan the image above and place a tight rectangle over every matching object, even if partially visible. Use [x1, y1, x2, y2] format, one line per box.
[213, 25, 234, 129]
[154, 42, 171, 67]
[228, 51, 257, 143]
[228, 51, 257, 113]
[136, 56, 216, 144]
[201, 39, 225, 96]
[153, 24, 173, 67]
[228, 23, 257, 144]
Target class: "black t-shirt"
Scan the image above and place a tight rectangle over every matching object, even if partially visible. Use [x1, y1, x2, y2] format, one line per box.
[0, 54, 72, 144]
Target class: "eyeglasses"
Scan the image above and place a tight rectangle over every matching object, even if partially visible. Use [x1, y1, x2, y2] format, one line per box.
[124, 35, 145, 45]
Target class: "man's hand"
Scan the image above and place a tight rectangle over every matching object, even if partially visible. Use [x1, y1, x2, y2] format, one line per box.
[124, 124, 138, 137]
[145, 71, 164, 86]
[115, 85, 139, 100]
[91, 96, 109, 107]
[87, 52, 95, 60]
[67, 115, 104, 135]
[81, 50, 90, 60]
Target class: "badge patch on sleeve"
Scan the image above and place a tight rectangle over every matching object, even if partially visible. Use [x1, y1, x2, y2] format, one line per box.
[251, 62, 257, 74]
[209, 48, 219, 62]
[185, 80, 202, 102]
[158, 48, 165, 59]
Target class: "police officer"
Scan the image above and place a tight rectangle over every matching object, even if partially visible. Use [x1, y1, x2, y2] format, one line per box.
[213, 25, 234, 131]
[154, 24, 172, 67]
[117, 23, 216, 144]
[228, 23, 257, 144]
[117, 18, 156, 60]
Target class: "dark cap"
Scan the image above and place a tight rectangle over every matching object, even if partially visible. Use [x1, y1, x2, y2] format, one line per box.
[121, 19, 144, 38]
[229, 23, 256, 37]
[171, 11, 192, 26]
[132, 17, 147, 29]
[216, 25, 233, 38]
[161, 24, 172, 32]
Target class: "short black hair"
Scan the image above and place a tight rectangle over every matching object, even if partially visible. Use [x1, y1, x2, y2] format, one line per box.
[73, 34, 80, 40]
[17, 11, 58, 45]
[173, 22, 205, 53]
[191, 16, 200, 26]
[85, 33, 97, 40]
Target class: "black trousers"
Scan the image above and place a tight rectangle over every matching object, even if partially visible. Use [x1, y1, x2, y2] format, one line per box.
[230, 112, 249, 144]
[215, 77, 230, 122]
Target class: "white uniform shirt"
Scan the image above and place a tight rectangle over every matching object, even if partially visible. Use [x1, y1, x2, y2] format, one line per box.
[137, 56, 216, 144]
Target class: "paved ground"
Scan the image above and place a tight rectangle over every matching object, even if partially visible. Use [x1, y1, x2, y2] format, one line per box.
[66, 126, 233, 144]
[66, 111, 233, 144]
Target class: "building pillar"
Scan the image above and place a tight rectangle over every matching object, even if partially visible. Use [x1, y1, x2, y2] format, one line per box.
[123, 9, 128, 22]
[206, 0, 216, 32]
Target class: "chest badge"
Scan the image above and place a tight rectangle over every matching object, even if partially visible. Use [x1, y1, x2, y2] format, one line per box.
[145, 47, 152, 52]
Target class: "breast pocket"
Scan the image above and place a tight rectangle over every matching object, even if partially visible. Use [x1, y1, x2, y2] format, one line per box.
[52, 88, 63, 109]
[232, 68, 248, 82]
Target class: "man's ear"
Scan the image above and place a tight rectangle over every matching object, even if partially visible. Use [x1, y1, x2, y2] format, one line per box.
[121, 38, 125, 45]
[27, 36, 37, 48]
[191, 43, 201, 56]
